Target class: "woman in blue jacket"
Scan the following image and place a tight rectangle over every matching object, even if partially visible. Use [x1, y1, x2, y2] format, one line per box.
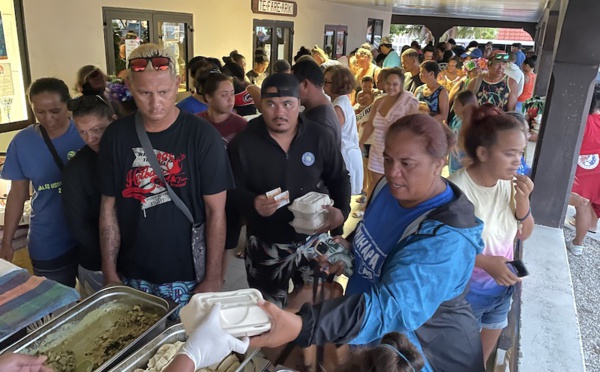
[250, 114, 486, 372]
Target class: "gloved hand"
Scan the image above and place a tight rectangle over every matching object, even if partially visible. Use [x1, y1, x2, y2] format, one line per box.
[178, 303, 250, 369]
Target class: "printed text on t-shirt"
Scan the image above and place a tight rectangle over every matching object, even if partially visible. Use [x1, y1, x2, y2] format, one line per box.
[123, 148, 188, 210]
[353, 223, 386, 281]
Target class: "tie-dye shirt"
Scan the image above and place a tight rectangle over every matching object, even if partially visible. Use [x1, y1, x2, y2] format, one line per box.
[449, 168, 517, 295]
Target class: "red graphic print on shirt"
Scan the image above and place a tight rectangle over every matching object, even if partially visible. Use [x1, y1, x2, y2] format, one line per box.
[122, 147, 188, 210]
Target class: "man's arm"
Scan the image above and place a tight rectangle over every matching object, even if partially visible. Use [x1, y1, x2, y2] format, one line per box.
[195, 191, 227, 293]
[99, 195, 121, 285]
[0, 180, 29, 261]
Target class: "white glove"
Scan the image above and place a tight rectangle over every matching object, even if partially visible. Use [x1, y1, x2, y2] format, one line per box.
[178, 303, 250, 369]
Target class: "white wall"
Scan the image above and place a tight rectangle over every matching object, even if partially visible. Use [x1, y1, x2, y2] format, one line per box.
[10, 1, 390, 151]
[22, 0, 392, 89]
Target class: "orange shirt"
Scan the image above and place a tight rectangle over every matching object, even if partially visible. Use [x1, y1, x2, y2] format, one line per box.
[518, 72, 536, 103]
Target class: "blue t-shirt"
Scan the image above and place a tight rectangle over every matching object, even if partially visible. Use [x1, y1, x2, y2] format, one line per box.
[2, 122, 84, 260]
[515, 50, 526, 71]
[176, 96, 208, 115]
[346, 182, 455, 295]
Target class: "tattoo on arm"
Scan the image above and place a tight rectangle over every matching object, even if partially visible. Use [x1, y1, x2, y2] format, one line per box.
[100, 196, 121, 274]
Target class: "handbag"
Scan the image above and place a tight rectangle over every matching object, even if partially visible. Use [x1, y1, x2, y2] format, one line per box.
[134, 112, 206, 283]
[39, 125, 65, 171]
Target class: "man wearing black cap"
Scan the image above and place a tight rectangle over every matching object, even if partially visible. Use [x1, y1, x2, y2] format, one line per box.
[228, 73, 351, 308]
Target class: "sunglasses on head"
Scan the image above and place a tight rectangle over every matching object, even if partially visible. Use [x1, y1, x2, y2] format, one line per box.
[128, 56, 171, 72]
[492, 53, 510, 61]
[84, 69, 102, 82]
[67, 95, 109, 112]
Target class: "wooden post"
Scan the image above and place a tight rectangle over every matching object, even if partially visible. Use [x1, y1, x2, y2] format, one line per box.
[530, 0, 600, 227]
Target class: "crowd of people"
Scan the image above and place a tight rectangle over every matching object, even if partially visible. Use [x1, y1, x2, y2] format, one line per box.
[0, 37, 542, 372]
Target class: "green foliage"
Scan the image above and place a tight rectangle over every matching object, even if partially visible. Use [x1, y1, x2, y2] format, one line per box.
[454, 27, 498, 39]
[390, 24, 424, 38]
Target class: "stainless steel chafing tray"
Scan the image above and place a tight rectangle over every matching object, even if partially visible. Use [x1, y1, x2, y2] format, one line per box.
[1, 285, 177, 371]
[109, 323, 261, 372]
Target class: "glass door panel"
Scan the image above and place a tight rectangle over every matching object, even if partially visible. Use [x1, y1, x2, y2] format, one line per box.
[103, 8, 193, 90]
[324, 30, 335, 58]
[109, 18, 150, 77]
[157, 21, 187, 92]
[275, 27, 292, 62]
[253, 20, 293, 76]
[255, 26, 271, 57]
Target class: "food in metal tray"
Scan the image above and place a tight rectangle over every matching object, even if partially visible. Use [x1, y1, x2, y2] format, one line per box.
[36, 304, 160, 372]
[133, 341, 185, 372]
[133, 342, 241, 372]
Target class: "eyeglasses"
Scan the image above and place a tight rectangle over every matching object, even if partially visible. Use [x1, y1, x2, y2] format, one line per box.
[67, 95, 110, 112]
[128, 56, 171, 72]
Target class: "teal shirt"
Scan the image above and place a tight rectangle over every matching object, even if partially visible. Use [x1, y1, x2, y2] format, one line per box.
[383, 50, 401, 68]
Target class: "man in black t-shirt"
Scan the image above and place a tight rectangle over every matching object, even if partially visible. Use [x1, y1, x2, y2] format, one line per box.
[228, 73, 351, 308]
[401, 48, 424, 93]
[291, 59, 342, 147]
[98, 44, 234, 309]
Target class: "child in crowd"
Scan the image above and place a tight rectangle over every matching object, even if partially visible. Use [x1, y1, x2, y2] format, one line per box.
[355, 76, 378, 113]
[448, 90, 477, 174]
[505, 111, 532, 176]
[449, 105, 535, 364]
[517, 56, 537, 112]
[338, 332, 425, 372]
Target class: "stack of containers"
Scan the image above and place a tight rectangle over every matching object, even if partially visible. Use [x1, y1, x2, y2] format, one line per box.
[288, 192, 333, 235]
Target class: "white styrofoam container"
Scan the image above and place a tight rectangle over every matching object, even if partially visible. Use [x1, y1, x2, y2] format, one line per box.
[292, 213, 326, 228]
[288, 192, 333, 220]
[289, 219, 322, 235]
[180, 289, 271, 338]
[290, 213, 326, 231]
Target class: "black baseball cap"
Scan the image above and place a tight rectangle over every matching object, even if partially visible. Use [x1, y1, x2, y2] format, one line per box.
[261, 73, 300, 98]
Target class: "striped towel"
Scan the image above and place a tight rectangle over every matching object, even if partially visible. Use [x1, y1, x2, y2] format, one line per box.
[0, 269, 80, 340]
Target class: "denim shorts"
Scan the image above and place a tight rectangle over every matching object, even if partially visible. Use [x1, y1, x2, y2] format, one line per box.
[466, 285, 515, 330]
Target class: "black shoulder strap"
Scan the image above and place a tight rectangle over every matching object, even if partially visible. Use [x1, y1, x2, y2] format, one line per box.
[39, 125, 65, 172]
[134, 112, 194, 224]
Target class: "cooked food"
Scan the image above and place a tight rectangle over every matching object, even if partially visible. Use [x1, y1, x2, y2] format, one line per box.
[36, 304, 160, 372]
[38, 350, 76, 372]
[134, 342, 242, 372]
[133, 341, 185, 372]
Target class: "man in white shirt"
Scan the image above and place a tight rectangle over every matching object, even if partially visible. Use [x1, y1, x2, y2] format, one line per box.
[504, 53, 524, 97]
